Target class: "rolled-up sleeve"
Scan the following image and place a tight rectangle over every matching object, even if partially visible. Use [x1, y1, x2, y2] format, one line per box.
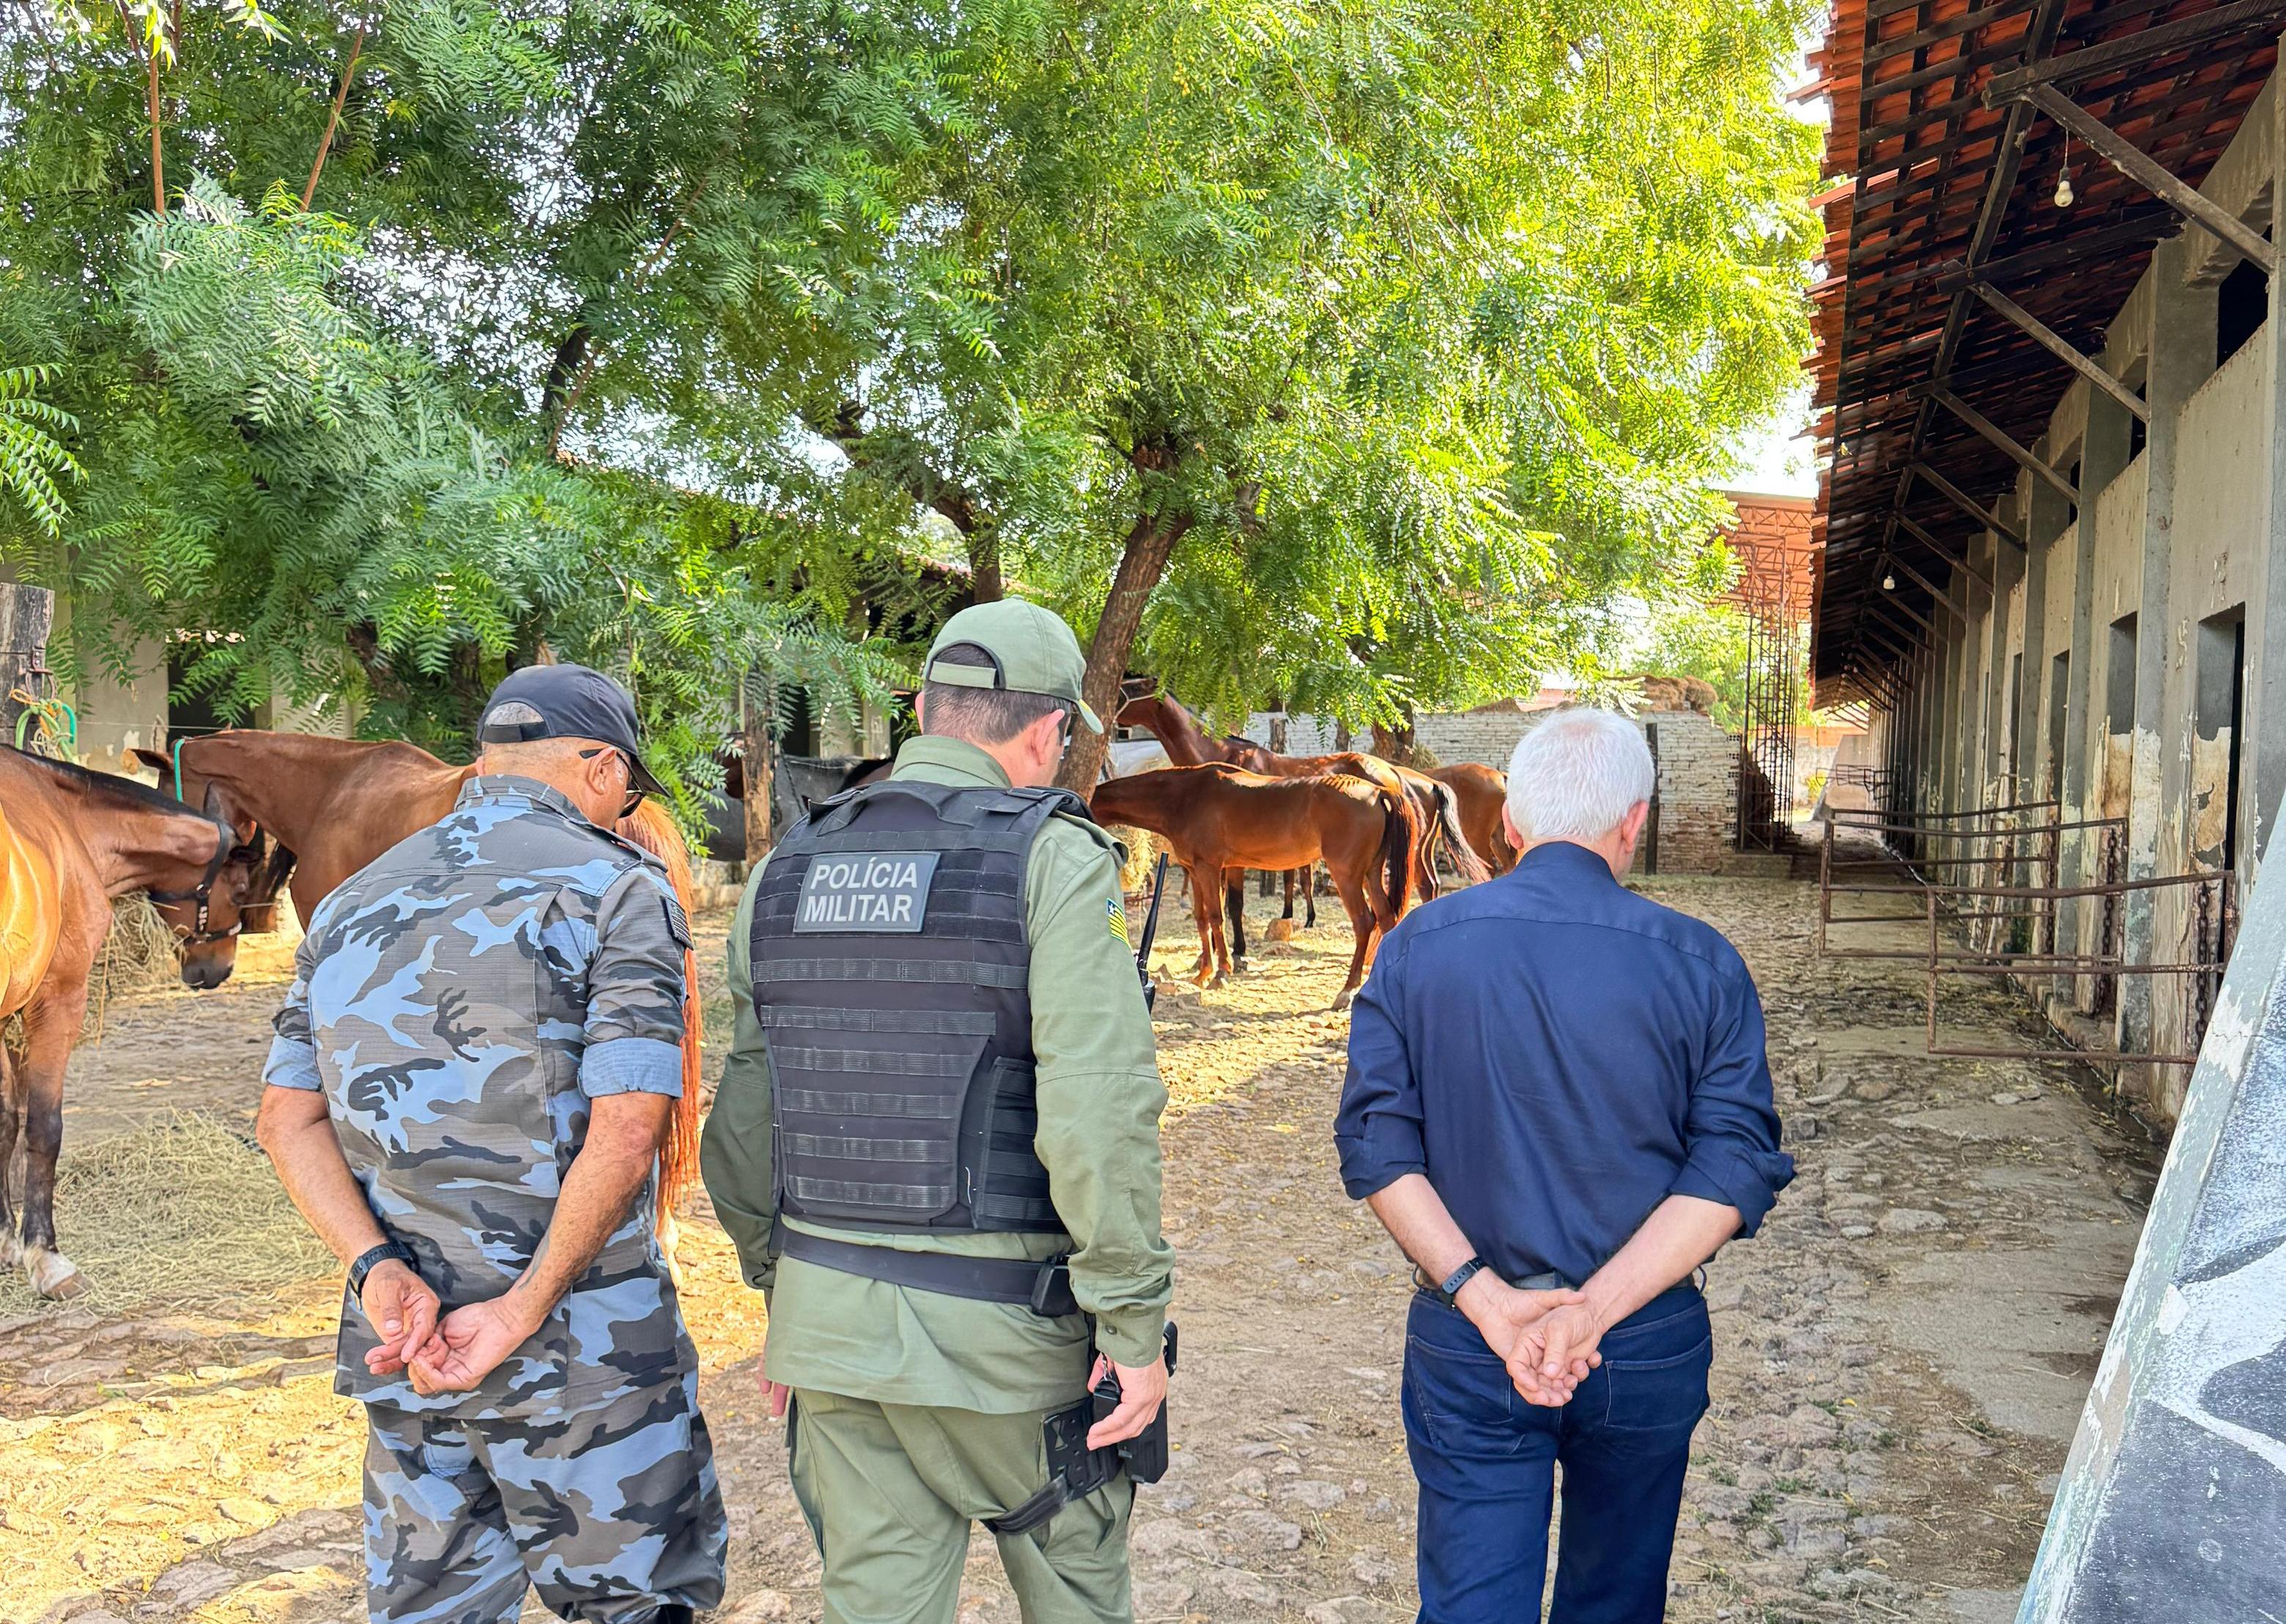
[1334, 933, 1425, 1200]
[264, 927, 323, 1092]
[581, 863, 689, 1098]
[1669, 966, 1794, 1235]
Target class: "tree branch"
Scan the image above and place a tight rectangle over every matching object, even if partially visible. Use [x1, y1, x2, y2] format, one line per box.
[815, 398, 1001, 598]
[540, 323, 593, 442]
[302, 26, 366, 210]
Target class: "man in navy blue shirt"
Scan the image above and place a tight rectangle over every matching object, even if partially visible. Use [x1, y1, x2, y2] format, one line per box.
[1336, 708, 1792, 1624]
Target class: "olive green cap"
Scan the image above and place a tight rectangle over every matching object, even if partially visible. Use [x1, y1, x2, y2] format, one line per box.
[922, 600, 1104, 733]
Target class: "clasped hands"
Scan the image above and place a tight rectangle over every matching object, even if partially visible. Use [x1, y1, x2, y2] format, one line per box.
[359, 1260, 541, 1396]
[1453, 1273, 1604, 1406]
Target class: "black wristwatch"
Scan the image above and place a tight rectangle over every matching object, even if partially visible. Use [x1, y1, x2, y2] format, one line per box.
[1427, 1256, 1489, 1308]
[349, 1240, 416, 1297]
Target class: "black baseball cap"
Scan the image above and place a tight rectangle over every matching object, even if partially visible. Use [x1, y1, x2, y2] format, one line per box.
[476, 664, 667, 798]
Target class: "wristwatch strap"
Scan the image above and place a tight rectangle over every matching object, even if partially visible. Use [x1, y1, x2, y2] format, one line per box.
[349, 1240, 415, 1297]
[1431, 1256, 1487, 1308]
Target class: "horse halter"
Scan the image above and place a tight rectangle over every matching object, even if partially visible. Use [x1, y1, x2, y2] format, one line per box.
[147, 813, 244, 946]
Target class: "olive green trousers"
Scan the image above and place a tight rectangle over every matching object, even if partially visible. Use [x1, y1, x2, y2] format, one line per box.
[788, 1387, 1135, 1624]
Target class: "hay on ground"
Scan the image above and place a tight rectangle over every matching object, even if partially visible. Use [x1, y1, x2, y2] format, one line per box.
[1106, 824, 1168, 897]
[0, 1110, 336, 1318]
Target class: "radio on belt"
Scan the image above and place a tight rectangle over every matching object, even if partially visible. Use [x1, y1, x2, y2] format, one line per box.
[793, 850, 942, 933]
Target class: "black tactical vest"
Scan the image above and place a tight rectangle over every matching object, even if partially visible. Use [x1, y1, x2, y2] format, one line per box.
[752, 779, 1086, 1235]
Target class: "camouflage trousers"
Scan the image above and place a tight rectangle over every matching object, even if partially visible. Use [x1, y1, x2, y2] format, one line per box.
[360, 1368, 727, 1624]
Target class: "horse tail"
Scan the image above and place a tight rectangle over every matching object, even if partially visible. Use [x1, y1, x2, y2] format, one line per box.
[1435, 782, 1491, 885]
[615, 800, 703, 1221]
[1377, 786, 1413, 924]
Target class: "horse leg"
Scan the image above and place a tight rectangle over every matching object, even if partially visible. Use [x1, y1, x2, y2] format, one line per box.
[17, 974, 90, 1299]
[1328, 866, 1377, 1012]
[1304, 863, 1318, 928]
[1199, 867, 1233, 988]
[1281, 867, 1297, 922]
[0, 1037, 20, 1269]
[1187, 867, 1218, 985]
[1223, 868, 1249, 971]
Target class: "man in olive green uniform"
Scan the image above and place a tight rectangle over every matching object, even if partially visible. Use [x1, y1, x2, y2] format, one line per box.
[701, 600, 1174, 1624]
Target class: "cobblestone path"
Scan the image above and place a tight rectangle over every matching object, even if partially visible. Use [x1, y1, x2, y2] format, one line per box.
[2, 873, 2154, 1623]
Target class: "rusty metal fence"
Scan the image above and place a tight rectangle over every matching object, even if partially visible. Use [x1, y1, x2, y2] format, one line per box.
[1816, 806, 2236, 1069]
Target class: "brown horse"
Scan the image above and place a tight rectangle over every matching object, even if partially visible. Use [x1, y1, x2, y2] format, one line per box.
[1, 745, 262, 1297]
[1431, 763, 1519, 876]
[1114, 694, 1317, 934]
[1091, 764, 1413, 1008]
[1116, 693, 1487, 950]
[132, 733, 705, 1245]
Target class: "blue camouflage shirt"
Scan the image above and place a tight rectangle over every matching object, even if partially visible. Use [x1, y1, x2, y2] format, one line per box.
[265, 775, 694, 1417]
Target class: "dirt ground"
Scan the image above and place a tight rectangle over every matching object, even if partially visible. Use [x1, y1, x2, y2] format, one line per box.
[0, 865, 2156, 1624]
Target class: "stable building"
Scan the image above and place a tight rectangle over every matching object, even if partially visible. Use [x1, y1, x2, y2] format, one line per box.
[1808, 0, 2286, 1121]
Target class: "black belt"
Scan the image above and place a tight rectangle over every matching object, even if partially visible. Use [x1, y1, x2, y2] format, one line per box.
[1412, 1265, 1572, 1297]
[774, 1223, 1080, 1317]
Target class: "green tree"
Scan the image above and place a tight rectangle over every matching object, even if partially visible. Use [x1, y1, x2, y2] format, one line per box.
[0, 0, 961, 786]
[808, 0, 1819, 783]
[0, 366, 81, 536]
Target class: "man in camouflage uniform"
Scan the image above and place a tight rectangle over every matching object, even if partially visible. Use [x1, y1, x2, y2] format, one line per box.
[703, 600, 1175, 1624]
[256, 664, 727, 1624]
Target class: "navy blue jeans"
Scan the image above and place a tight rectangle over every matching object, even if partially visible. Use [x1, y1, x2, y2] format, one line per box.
[1401, 1285, 1711, 1624]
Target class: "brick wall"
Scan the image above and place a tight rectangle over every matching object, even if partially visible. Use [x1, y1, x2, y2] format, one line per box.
[1640, 708, 1738, 874]
[1243, 702, 1739, 872]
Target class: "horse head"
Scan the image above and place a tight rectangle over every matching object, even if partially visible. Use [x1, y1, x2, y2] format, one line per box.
[1114, 687, 1169, 730]
[132, 741, 295, 948]
[144, 783, 270, 990]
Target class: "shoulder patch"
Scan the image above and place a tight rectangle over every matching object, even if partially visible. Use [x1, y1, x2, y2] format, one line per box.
[660, 887, 693, 951]
[1107, 895, 1130, 946]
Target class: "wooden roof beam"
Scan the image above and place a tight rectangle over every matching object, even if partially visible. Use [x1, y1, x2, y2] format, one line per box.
[1983, 0, 2286, 103]
[1870, 572, 1939, 633]
[1970, 282, 2150, 423]
[2011, 84, 2276, 273]
[1887, 554, 1970, 618]
[1910, 461, 2027, 547]
[1895, 511, 1999, 590]
[1935, 389, 2079, 503]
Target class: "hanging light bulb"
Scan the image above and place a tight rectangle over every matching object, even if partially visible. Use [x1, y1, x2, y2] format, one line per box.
[1882, 571, 1897, 591]
[2054, 134, 2075, 209]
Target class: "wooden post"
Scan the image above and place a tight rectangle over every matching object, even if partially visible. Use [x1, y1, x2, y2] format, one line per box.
[741, 672, 776, 866]
[1, 584, 57, 747]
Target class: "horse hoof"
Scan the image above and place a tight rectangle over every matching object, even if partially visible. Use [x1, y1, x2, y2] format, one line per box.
[24, 1247, 86, 1299]
[1330, 988, 1357, 1012]
[0, 1231, 18, 1269]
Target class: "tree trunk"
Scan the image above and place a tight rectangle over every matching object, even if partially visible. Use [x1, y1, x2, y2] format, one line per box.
[1, 584, 58, 749]
[1333, 719, 1352, 752]
[968, 529, 1004, 604]
[1268, 713, 1287, 754]
[1372, 705, 1423, 767]
[1057, 509, 1192, 793]
[741, 672, 777, 865]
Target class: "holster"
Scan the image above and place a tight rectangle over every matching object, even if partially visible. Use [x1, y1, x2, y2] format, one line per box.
[984, 1321, 1179, 1539]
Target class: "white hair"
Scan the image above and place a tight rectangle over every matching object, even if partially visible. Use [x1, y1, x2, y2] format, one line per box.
[1505, 708, 1655, 842]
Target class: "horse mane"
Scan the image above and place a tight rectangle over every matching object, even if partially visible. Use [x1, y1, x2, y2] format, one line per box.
[613, 798, 705, 1219]
[3, 744, 214, 822]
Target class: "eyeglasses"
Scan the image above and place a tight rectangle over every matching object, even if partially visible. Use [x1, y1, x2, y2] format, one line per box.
[578, 747, 648, 820]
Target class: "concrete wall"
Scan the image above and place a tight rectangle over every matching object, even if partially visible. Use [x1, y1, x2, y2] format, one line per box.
[48, 594, 168, 775]
[1247, 702, 1739, 872]
[1873, 58, 2286, 1122]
